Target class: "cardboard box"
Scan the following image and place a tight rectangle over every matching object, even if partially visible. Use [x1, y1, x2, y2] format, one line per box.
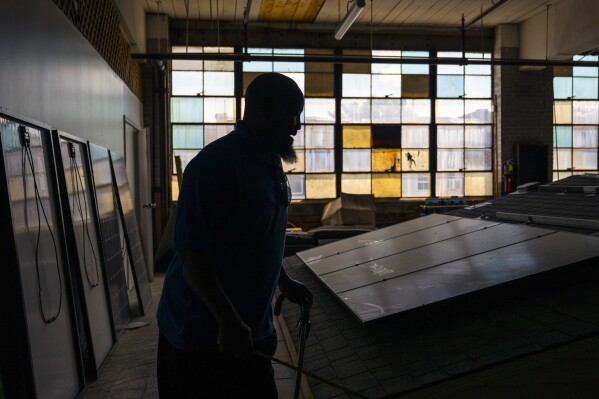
[321, 193, 376, 226]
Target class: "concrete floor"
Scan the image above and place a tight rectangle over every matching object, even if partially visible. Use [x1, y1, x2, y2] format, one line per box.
[83, 274, 304, 399]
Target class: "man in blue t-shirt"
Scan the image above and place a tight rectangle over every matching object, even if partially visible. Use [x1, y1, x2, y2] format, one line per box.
[156, 73, 313, 398]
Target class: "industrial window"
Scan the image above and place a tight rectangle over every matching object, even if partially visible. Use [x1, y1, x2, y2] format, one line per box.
[170, 46, 236, 199]
[169, 47, 495, 201]
[552, 55, 599, 180]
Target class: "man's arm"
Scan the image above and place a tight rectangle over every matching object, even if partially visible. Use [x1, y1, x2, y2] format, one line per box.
[178, 249, 253, 355]
[278, 266, 313, 308]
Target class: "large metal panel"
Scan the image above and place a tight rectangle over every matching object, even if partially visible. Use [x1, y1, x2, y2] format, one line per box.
[88, 143, 130, 334]
[0, 116, 83, 398]
[336, 231, 599, 323]
[298, 214, 460, 264]
[320, 223, 556, 293]
[55, 133, 115, 370]
[307, 217, 500, 276]
[110, 152, 151, 315]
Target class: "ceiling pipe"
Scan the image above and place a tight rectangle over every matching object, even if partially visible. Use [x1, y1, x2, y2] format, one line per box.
[132, 52, 599, 67]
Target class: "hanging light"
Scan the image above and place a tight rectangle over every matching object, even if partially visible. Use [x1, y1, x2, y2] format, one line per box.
[334, 0, 366, 40]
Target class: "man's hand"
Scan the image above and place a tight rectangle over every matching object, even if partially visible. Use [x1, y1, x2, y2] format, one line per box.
[279, 269, 313, 308]
[218, 318, 253, 356]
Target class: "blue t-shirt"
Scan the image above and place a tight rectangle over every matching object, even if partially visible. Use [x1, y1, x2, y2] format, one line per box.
[157, 122, 288, 351]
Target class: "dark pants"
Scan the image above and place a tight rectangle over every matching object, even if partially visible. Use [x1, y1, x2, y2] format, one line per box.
[157, 333, 278, 399]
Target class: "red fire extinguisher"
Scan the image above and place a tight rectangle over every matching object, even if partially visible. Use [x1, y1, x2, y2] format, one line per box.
[503, 159, 514, 193]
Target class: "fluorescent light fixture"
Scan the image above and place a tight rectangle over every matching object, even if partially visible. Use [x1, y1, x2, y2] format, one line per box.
[334, 0, 366, 40]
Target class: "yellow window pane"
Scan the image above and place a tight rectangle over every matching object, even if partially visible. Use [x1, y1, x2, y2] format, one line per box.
[305, 73, 334, 97]
[283, 150, 305, 173]
[554, 66, 572, 77]
[344, 50, 371, 73]
[343, 126, 371, 148]
[373, 173, 401, 197]
[341, 173, 372, 194]
[465, 172, 493, 196]
[372, 149, 401, 172]
[553, 101, 572, 124]
[306, 49, 334, 73]
[172, 46, 204, 70]
[171, 175, 180, 202]
[306, 174, 336, 199]
[243, 72, 263, 95]
[401, 75, 429, 98]
[401, 149, 429, 171]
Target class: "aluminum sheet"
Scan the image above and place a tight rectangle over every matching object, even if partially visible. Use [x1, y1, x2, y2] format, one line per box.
[320, 223, 556, 293]
[337, 231, 599, 323]
[297, 214, 461, 264]
[307, 217, 500, 276]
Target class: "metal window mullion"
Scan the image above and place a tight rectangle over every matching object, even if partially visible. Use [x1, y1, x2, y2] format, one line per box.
[430, 51, 438, 198]
[334, 48, 343, 198]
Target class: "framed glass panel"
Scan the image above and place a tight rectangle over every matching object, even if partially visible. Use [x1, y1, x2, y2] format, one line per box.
[172, 71, 203, 95]
[372, 75, 401, 98]
[437, 52, 464, 74]
[573, 77, 598, 99]
[465, 125, 492, 147]
[287, 174, 306, 199]
[293, 126, 305, 148]
[372, 173, 401, 197]
[306, 174, 336, 198]
[401, 99, 430, 123]
[553, 148, 572, 170]
[203, 97, 235, 123]
[343, 126, 371, 148]
[402, 125, 429, 148]
[283, 149, 305, 173]
[401, 51, 429, 74]
[465, 76, 492, 98]
[372, 125, 401, 148]
[465, 149, 492, 170]
[372, 149, 401, 172]
[436, 99, 463, 123]
[305, 98, 335, 123]
[171, 97, 203, 123]
[341, 99, 371, 123]
[242, 48, 272, 72]
[204, 72, 234, 95]
[573, 55, 599, 76]
[553, 101, 572, 124]
[173, 149, 199, 172]
[341, 173, 371, 194]
[553, 77, 572, 99]
[343, 149, 371, 171]
[172, 46, 203, 71]
[305, 125, 334, 148]
[436, 172, 464, 197]
[372, 50, 402, 74]
[401, 149, 429, 171]
[343, 49, 371, 73]
[465, 100, 493, 123]
[465, 172, 493, 196]
[573, 149, 598, 169]
[553, 126, 573, 147]
[438, 125, 464, 148]
[204, 124, 233, 145]
[401, 75, 429, 97]
[173, 125, 203, 148]
[437, 149, 464, 171]
[372, 99, 401, 123]
[464, 53, 492, 75]
[553, 171, 573, 181]
[402, 173, 430, 197]
[573, 126, 598, 147]
[283, 73, 305, 94]
[305, 73, 334, 97]
[274, 48, 304, 72]
[203, 47, 234, 71]
[306, 48, 334, 73]
[573, 101, 599, 124]
[343, 74, 371, 97]
[306, 149, 334, 172]
[437, 75, 464, 98]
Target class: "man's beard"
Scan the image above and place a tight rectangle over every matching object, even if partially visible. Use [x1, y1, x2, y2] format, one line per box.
[269, 137, 297, 163]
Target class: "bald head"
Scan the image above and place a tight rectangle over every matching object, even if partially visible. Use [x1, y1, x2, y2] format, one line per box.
[244, 73, 304, 120]
[242, 73, 304, 162]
